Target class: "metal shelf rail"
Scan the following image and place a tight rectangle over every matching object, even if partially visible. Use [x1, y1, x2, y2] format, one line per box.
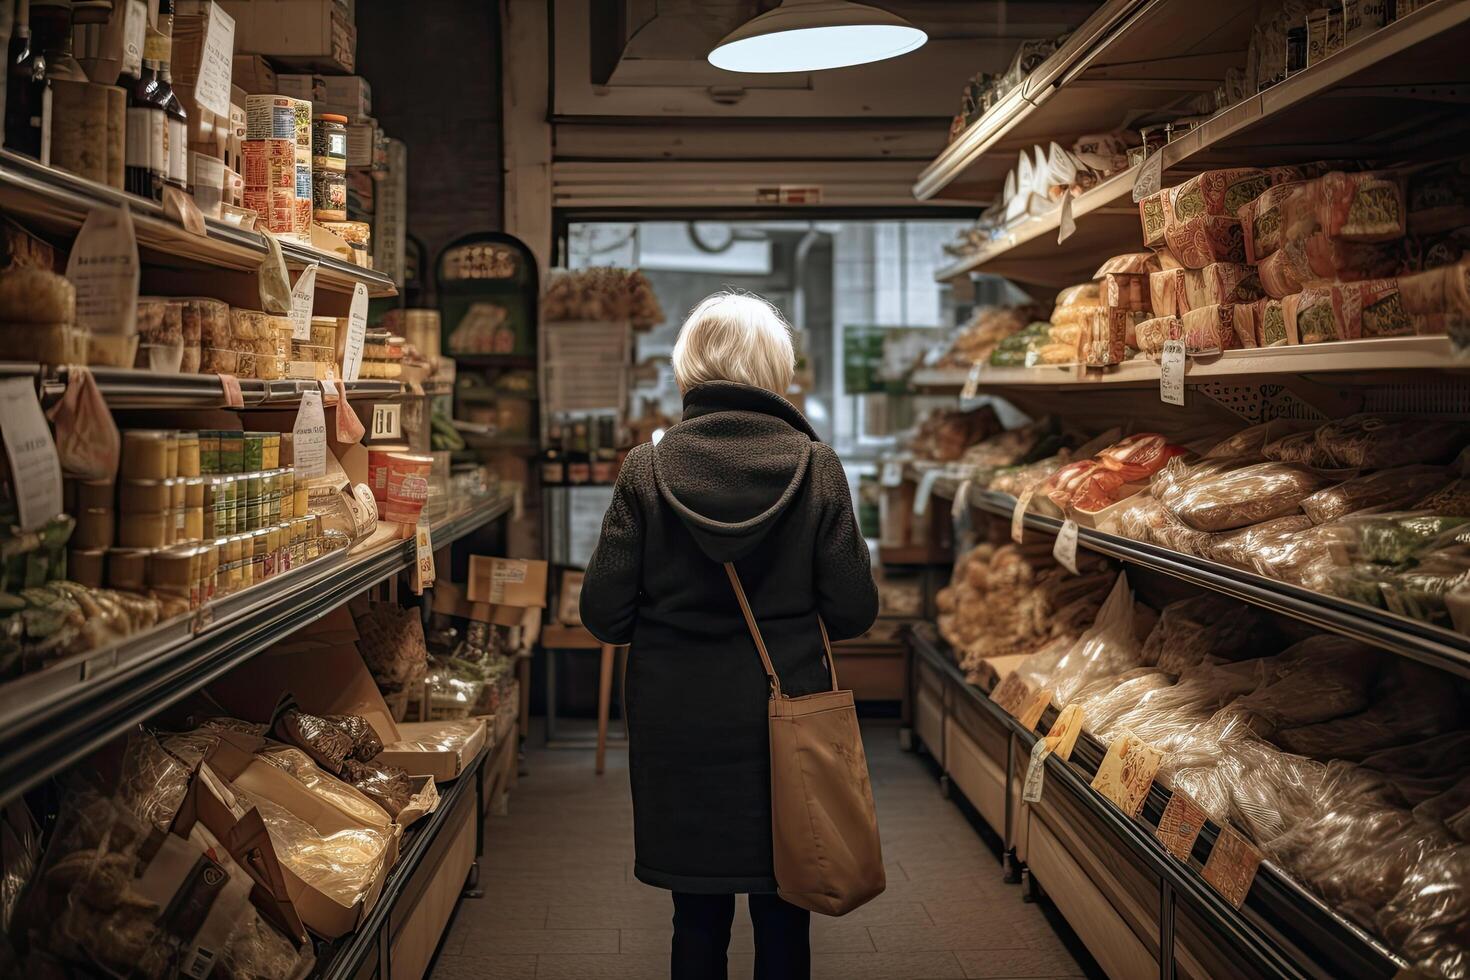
[0, 363, 407, 409]
[907, 630, 1406, 980]
[0, 493, 516, 806]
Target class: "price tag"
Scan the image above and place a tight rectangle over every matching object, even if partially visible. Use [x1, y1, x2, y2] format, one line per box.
[162, 184, 206, 235]
[1046, 703, 1084, 762]
[1132, 149, 1163, 203]
[1201, 824, 1263, 909]
[0, 378, 62, 531]
[1011, 487, 1034, 544]
[1091, 734, 1163, 818]
[1056, 193, 1076, 244]
[341, 282, 369, 381]
[291, 390, 327, 478]
[912, 469, 940, 517]
[880, 460, 904, 487]
[1022, 739, 1053, 804]
[194, 0, 235, 118]
[1053, 518, 1080, 574]
[1016, 687, 1052, 731]
[217, 373, 244, 408]
[950, 479, 972, 520]
[370, 402, 401, 440]
[67, 205, 139, 339]
[1160, 339, 1186, 406]
[288, 262, 318, 341]
[1156, 791, 1208, 863]
[960, 362, 982, 400]
[410, 516, 435, 594]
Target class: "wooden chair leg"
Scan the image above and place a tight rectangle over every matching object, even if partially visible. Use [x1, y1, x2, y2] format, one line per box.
[596, 642, 615, 774]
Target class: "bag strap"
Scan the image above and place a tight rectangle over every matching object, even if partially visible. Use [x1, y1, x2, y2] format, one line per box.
[723, 562, 839, 696]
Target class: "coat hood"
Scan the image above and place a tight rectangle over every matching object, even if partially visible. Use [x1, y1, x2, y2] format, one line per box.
[651, 381, 819, 563]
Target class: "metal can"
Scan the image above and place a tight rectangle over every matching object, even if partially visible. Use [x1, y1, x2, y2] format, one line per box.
[312, 113, 348, 221]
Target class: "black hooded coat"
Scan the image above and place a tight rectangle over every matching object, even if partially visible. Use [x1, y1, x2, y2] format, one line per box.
[580, 381, 879, 893]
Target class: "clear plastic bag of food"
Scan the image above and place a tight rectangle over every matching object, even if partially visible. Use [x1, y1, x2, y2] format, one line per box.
[1308, 414, 1469, 470]
[1040, 573, 1145, 705]
[1300, 466, 1451, 524]
[1231, 635, 1382, 735]
[341, 758, 417, 818]
[1163, 461, 1341, 532]
[1141, 594, 1285, 672]
[232, 787, 391, 906]
[115, 728, 195, 830]
[273, 709, 355, 774]
[255, 743, 391, 825]
[1272, 660, 1463, 761]
[383, 718, 484, 754]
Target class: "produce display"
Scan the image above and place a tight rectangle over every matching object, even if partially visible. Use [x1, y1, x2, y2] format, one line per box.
[932, 303, 1046, 369]
[541, 266, 664, 329]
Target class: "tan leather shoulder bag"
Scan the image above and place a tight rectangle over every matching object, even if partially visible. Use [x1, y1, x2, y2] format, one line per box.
[724, 562, 885, 916]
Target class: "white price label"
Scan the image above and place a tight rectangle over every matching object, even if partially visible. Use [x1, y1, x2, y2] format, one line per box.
[951, 479, 972, 520]
[1132, 149, 1163, 203]
[288, 262, 318, 341]
[1057, 193, 1076, 244]
[912, 469, 940, 517]
[1012, 487, 1034, 544]
[1022, 739, 1053, 804]
[960, 362, 982, 400]
[411, 516, 435, 593]
[194, 1, 235, 119]
[291, 390, 327, 478]
[1053, 518, 1080, 574]
[341, 283, 369, 382]
[67, 205, 139, 339]
[370, 402, 401, 440]
[0, 379, 62, 531]
[880, 460, 904, 487]
[1160, 339, 1186, 406]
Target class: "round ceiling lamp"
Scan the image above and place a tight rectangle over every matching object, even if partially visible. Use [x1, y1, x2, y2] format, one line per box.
[708, 0, 928, 74]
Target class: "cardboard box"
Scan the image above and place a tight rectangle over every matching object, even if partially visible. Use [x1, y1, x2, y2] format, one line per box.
[316, 74, 371, 119]
[378, 719, 488, 782]
[232, 53, 278, 93]
[467, 556, 548, 609]
[275, 72, 319, 101]
[219, 0, 356, 73]
[202, 732, 399, 938]
[556, 570, 584, 626]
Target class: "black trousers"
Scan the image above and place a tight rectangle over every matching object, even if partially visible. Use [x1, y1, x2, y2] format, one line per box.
[671, 892, 811, 980]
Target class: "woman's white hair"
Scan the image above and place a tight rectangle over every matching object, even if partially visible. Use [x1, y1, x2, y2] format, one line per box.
[671, 291, 795, 395]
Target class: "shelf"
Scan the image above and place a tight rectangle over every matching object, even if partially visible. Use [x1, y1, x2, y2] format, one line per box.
[0, 150, 396, 298]
[454, 353, 538, 370]
[907, 630, 1406, 979]
[930, 0, 1470, 285]
[909, 336, 1468, 393]
[953, 486, 1470, 680]
[0, 363, 408, 410]
[0, 491, 516, 806]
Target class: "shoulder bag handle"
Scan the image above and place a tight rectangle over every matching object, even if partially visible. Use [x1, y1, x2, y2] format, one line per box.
[724, 562, 839, 698]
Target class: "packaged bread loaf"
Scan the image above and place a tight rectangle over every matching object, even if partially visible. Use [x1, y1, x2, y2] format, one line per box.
[1239, 181, 1306, 263]
[1184, 263, 1263, 310]
[1162, 460, 1340, 531]
[1102, 272, 1151, 311]
[1180, 302, 1257, 354]
[1139, 188, 1169, 249]
[0, 268, 75, 323]
[1087, 308, 1143, 366]
[1170, 168, 1278, 222]
[1312, 170, 1406, 242]
[1285, 279, 1421, 345]
[1134, 314, 1181, 356]
[1255, 297, 1290, 345]
[1164, 214, 1246, 268]
[1259, 249, 1304, 299]
[1307, 414, 1468, 470]
[1150, 268, 1184, 317]
[1300, 466, 1451, 524]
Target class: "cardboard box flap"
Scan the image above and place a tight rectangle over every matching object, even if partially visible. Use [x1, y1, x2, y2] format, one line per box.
[394, 775, 439, 828]
[377, 718, 487, 783]
[207, 643, 401, 745]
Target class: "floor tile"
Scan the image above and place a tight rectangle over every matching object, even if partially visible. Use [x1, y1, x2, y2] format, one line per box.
[811, 950, 966, 979]
[954, 946, 1087, 978]
[457, 927, 618, 956]
[868, 919, 1033, 953]
[533, 953, 669, 979]
[424, 953, 537, 980]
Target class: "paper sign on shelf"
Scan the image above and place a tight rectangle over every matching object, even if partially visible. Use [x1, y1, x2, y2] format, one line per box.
[1160, 339, 1186, 406]
[1053, 518, 1080, 574]
[67, 205, 139, 340]
[0, 378, 62, 531]
[217, 374, 243, 408]
[960, 362, 982, 400]
[1016, 687, 1052, 731]
[1132, 150, 1163, 203]
[1022, 739, 1052, 804]
[370, 402, 401, 440]
[1156, 791, 1208, 863]
[1046, 703, 1084, 762]
[162, 184, 206, 235]
[341, 283, 369, 381]
[912, 469, 941, 517]
[288, 263, 318, 341]
[1202, 824, 1263, 909]
[1091, 734, 1163, 818]
[880, 460, 904, 488]
[950, 479, 972, 521]
[410, 516, 435, 594]
[194, 0, 235, 119]
[1057, 193, 1076, 244]
[291, 390, 327, 478]
[1011, 488, 1034, 544]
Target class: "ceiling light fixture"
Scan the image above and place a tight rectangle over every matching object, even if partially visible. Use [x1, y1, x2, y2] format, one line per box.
[708, 0, 927, 74]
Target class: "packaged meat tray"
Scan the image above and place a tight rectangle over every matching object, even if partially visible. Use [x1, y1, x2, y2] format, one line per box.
[1043, 433, 1187, 515]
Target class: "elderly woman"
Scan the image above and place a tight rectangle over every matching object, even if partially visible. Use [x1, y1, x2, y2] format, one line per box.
[581, 292, 878, 980]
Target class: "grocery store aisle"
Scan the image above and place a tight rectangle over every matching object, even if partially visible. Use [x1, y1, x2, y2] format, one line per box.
[429, 720, 1092, 980]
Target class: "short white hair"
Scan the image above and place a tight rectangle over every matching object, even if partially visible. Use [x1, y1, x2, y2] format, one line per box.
[671, 291, 795, 395]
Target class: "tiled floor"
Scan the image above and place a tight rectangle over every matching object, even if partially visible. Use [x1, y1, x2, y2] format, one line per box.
[429, 721, 1095, 980]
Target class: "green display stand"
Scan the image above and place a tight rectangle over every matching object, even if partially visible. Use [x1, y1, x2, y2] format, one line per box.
[436, 232, 539, 358]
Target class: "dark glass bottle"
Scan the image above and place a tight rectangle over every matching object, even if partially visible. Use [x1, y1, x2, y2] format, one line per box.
[540, 421, 565, 487]
[591, 414, 617, 484]
[566, 419, 591, 486]
[125, 26, 163, 198]
[154, 0, 185, 188]
[4, 0, 46, 158]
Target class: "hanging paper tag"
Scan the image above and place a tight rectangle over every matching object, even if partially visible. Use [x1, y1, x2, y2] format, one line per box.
[1012, 487, 1034, 544]
[1046, 703, 1084, 762]
[1160, 339, 1186, 406]
[1022, 739, 1053, 804]
[0, 378, 63, 531]
[410, 515, 435, 594]
[880, 459, 904, 488]
[1053, 518, 1080, 574]
[319, 379, 337, 401]
[1156, 791, 1208, 863]
[288, 263, 318, 341]
[1201, 825, 1263, 909]
[950, 478, 972, 521]
[341, 283, 369, 381]
[960, 362, 982, 400]
[1016, 687, 1052, 731]
[912, 469, 941, 516]
[345, 483, 379, 536]
[1132, 150, 1163, 203]
[1057, 193, 1076, 244]
[67, 205, 139, 340]
[291, 390, 327, 478]
[217, 373, 244, 408]
[1091, 734, 1163, 818]
[256, 229, 292, 314]
[989, 673, 1031, 715]
[162, 184, 206, 235]
[194, 0, 236, 118]
[370, 402, 401, 440]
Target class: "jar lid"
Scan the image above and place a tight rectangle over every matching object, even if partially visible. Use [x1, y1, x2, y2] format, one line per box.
[124, 429, 175, 441]
[387, 452, 434, 464]
[315, 112, 349, 124]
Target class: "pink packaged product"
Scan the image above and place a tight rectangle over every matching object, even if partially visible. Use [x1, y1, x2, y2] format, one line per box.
[1170, 168, 1278, 222]
[1149, 268, 1185, 317]
[1134, 314, 1181, 357]
[1183, 263, 1264, 311]
[1312, 171, 1405, 242]
[1139, 189, 1169, 249]
[1103, 272, 1151, 312]
[1164, 214, 1246, 268]
[1180, 303, 1257, 355]
[1255, 298, 1290, 346]
[1238, 182, 1307, 264]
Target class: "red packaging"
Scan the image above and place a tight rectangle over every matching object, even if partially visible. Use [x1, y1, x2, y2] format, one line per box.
[383, 452, 433, 524]
[1312, 171, 1405, 242]
[1258, 248, 1304, 299]
[1043, 434, 1187, 514]
[1163, 215, 1245, 268]
[1182, 263, 1263, 311]
[367, 442, 411, 502]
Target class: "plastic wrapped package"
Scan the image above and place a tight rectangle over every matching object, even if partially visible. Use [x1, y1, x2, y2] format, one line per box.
[1140, 594, 1286, 672]
[1360, 733, 1470, 807]
[1204, 420, 1305, 459]
[115, 729, 195, 830]
[383, 718, 484, 755]
[231, 786, 391, 906]
[256, 743, 391, 825]
[350, 597, 430, 693]
[1273, 661, 1465, 760]
[1376, 839, 1470, 979]
[340, 759, 416, 818]
[1040, 573, 1146, 706]
[1102, 491, 1164, 541]
[988, 453, 1071, 497]
[274, 709, 354, 774]
[1068, 668, 1173, 733]
[1414, 773, 1470, 841]
[324, 714, 383, 763]
[1309, 415, 1469, 470]
[1300, 466, 1451, 524]
[1231, 635, 1382, 735]
[1414, 478, 1470, 516]
[1200, 515, 1317, 570]
[1043, 434, 1187, 513]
